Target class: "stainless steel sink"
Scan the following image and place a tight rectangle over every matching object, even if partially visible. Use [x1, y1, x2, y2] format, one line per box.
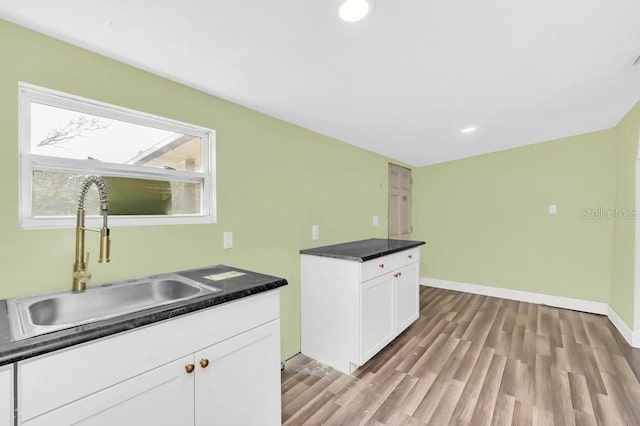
[7, 274, 219, 341]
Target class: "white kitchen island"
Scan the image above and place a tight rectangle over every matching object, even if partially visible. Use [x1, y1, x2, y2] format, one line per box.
[300, 238, 425, 374]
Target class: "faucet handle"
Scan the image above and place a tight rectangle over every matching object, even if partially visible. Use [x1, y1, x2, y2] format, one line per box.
[73, 269, 92, 280]
[73, 269, 92, 287]
[74, 252, 92, 291]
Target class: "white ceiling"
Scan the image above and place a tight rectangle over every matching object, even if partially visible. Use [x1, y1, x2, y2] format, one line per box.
[2, 0, 640, 166]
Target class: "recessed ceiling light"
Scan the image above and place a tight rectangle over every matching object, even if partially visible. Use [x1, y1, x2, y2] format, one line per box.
[461, 127, 477, 133]
[339, 0, 371, 22]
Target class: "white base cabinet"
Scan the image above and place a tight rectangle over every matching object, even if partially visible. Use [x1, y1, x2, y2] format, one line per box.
[301, 247, 420, 374]
[18, 290, 282, 426]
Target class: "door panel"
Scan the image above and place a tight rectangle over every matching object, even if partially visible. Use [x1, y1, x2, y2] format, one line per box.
[399, 191, 411, 236]
[360, 274, 394, 364]
[389, 191, 400, 237]
[195, 320, 281, 426]
[0, 366, 11, 426]
[23, 355, 195, 426]
[388, 163, 412, 239]
[394, 263, 419, 333]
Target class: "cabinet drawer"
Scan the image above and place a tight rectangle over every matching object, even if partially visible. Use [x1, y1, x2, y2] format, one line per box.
[18, 290, 279, 422]
[360, 248, 419, 282]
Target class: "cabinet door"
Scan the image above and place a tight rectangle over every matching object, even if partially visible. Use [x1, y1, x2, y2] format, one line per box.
[22, 355, 195, 426]
[195, 320, 281, 426]
[360, 273, 394, 364]
[0, 366, 12, 426]
[394, 262, 420, 334]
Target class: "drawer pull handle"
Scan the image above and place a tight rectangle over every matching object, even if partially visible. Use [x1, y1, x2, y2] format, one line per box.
[408, 255, 413, 259]
[199, 359, 210, 368]
[185, 364, 195, 374]
[379, 263, 385, 268]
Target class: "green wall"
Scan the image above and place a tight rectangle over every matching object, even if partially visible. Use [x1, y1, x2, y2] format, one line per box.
[0, 19, 390, 360]
[611, 101, 640, 325]
[413, 130, 617, 303]
[2, 18, 640, 358]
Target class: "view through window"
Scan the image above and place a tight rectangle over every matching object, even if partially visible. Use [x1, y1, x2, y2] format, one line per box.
[19, 84, 216, 228]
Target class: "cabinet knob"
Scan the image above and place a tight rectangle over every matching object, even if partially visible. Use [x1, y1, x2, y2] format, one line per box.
[398, 272, 402, 277]
[185, 364, 195, 374]
[199, 358, 210, 368]
[379, 263, 385, 268]
[408, 254, 413, 259]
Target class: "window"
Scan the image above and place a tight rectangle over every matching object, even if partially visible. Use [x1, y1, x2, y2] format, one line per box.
[19, 83, 216, 228]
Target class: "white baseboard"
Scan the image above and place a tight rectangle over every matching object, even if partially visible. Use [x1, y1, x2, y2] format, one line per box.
[421, 276, 640, 348]
[607, 306, 634, 346]
[421, 277, 608, 314]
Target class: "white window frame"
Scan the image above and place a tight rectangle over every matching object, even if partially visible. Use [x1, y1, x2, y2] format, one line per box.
[18, 82, 217, 229]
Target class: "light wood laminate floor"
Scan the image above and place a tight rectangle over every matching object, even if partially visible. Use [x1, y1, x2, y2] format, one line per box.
[282, 287, 640, 425]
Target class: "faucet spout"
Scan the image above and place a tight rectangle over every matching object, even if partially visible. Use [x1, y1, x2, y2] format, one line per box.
[72, 176, 111, 292]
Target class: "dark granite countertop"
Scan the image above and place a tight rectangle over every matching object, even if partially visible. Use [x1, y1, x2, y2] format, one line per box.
[0, 264, 287, 366]
[300, 238, 425, 262]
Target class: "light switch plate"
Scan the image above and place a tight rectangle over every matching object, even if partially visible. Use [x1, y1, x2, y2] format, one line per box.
[311, 225, 319, 241]
[223, 231, 233, 249]
[373, 215, 379, 226]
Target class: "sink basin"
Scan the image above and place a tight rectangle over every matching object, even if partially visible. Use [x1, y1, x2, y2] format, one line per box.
[7, 274, 219, 341]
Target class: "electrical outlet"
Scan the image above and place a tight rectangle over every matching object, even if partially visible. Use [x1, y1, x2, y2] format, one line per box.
[548, 205, 557, 215]
[311, 225, 319, 241]
[223, 231, 233, 249]
[373, 215, 379, 226]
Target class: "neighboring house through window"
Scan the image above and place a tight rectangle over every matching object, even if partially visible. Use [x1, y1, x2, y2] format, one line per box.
[18, 83, 216, 228]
